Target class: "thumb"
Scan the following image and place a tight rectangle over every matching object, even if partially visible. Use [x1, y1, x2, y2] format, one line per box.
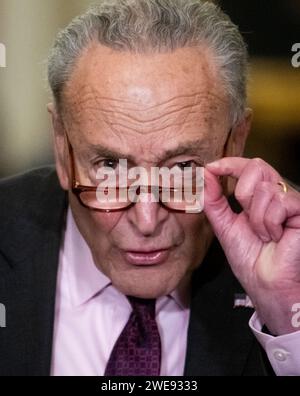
[204, 168, 238, 244]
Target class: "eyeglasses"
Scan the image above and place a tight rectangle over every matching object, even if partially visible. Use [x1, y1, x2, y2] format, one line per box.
[65, 129, 232, 213]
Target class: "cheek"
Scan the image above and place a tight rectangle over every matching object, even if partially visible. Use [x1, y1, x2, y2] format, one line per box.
[90, 211, 124, 233]
[176, 213, 213, 269]
[175, 213, 213, 257]
[70, 194, 124, 242]
[175, 212, 207, 236]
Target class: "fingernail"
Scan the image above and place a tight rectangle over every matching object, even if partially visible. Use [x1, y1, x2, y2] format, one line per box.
[206, 162, 219, 169]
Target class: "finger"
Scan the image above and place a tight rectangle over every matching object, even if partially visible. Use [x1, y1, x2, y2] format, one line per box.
[206, 157, 249, 179]
[264, 196, 286, 242]
[263, 188, 300, 240]
[284, 190, 300, 218]
[207, 157, 280, 183]
[275, 189, 300, 229]
[207, 157, 281, 212]
[204, 168, 238, 243]
[206, 157, 253, 211]
[248, 182, 282, 242]
[235, 160, 280, 211]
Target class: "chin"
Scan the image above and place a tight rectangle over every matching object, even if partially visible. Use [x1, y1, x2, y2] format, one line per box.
[114, 284, 172, 299]
[109, 266, 185, 299]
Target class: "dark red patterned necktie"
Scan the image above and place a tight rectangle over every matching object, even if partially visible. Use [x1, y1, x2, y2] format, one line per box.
[104, 297, 161, 376]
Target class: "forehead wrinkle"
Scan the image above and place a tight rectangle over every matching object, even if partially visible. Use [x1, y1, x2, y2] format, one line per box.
[99, 90, 224, 114]
[68, 84, 210, 112]
[65, 85, 226, 129]
[83, 89, 201, 114]
[99, 102, 199, 124]
[110, 104, 219, 137]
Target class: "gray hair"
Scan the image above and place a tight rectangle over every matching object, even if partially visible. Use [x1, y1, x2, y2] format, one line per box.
[48, 0, 249, 123]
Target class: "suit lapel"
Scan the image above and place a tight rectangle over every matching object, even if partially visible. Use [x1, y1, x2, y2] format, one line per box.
[0, 170, 269, 376]
[0, 169, 67, 375]
[184, 239, 258, 376]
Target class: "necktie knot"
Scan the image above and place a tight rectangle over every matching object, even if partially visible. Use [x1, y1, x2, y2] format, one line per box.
[128, 296, 156, 320]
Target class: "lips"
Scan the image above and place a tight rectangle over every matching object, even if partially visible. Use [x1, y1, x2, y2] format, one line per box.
[122, 249, 171, 266]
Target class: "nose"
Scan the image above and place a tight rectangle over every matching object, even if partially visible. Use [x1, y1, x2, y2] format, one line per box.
[126, 192, 169, 237]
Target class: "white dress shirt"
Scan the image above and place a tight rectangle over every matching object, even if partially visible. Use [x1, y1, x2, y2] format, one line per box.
[51, 209, 300, 376]
[51, 209, 190, 376]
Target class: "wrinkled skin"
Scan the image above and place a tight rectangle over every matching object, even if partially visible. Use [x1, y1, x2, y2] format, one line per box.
[49, 44, 300, 336]
[206, 158, 300, 335]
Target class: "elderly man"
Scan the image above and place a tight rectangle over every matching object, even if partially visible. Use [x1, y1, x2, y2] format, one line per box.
[0, 0, 300, 377]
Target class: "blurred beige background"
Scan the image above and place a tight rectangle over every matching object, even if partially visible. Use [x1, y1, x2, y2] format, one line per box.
[0, 0, 95, 177]
[0, 0, 299, 182]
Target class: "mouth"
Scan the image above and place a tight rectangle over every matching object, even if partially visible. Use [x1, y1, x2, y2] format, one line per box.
[121, 248, 172, 266]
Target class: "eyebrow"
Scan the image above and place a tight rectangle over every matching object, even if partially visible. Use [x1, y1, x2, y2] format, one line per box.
[163, 139, 210, 160]
[87, 144, 136, 163]
[87, 138, 209, 163]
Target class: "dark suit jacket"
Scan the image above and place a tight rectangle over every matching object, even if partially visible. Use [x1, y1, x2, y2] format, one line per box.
[0, 167, 273, 376]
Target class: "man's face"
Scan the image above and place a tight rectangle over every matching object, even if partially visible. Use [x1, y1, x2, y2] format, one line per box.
[51, 44, 249, 298]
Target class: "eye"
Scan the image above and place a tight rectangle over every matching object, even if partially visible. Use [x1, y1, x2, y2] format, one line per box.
[94, 158, 119, 170]
[175, 160, 195, 170]
[103, 159, 119, 169]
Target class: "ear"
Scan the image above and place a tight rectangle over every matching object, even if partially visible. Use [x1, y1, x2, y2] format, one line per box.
[222, 108, 253, 196]
[47, 103, 70, 191]
[224, 108, 253, 158]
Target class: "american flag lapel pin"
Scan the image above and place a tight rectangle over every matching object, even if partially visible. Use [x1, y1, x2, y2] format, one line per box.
[234, 293, 254, 309]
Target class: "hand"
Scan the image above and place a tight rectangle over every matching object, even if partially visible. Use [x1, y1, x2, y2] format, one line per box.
[204, 157, 300, 335]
